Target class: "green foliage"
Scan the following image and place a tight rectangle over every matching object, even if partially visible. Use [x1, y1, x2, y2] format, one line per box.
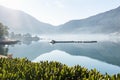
[0, 58, 120, 80]
[0, 22, 8, 38]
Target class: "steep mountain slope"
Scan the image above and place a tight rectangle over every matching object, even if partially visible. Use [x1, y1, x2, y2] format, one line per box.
[0, 6, 55, 34]
[0, 5, 120, 34]
[58, 6, 120, 33]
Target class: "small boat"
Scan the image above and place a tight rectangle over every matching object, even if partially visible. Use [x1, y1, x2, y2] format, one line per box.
[50, 40, 97, 44]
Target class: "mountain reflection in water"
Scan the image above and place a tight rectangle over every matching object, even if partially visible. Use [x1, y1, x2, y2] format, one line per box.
[8, 34, 120, 74]
[33, 50, 120, 75]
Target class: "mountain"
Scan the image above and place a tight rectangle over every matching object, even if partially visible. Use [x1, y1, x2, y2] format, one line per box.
[0, 6, 55, 34]
[58, 6, 120, 34]
[0, 5, 120, 34]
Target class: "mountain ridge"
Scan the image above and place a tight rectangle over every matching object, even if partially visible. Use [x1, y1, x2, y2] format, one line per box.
[58, 6, 120, 33]
[0, 6, 55, 34]
[0, 5, 120, 34]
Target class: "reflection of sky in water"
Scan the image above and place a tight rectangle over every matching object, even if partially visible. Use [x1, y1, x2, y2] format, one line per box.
[9, 34, 120, 75]
[33, 50, 120, 75]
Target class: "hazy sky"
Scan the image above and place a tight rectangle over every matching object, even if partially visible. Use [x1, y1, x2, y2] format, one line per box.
[0, 0, 120, 25]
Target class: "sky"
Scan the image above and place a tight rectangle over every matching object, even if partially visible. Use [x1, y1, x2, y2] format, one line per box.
[0, 0, 120, 26]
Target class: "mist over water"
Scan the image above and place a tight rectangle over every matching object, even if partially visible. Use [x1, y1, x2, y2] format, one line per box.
[8, 33, 120, 74]
[109, 33, 120, 43]
[40, 34, 120, 43]
[33, 34, 120, 74]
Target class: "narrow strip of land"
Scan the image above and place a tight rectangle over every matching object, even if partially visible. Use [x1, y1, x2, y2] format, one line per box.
[50, 40, 97, 44]
[0, 40, 20, 45]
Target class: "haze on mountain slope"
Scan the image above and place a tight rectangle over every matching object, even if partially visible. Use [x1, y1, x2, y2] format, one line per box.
[0, 5, 120, 34]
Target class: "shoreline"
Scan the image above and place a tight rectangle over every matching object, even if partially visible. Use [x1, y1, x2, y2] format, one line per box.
[0, 55, 7, 58]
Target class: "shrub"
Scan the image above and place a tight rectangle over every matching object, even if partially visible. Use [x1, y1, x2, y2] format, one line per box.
[0, 58, 120, 80]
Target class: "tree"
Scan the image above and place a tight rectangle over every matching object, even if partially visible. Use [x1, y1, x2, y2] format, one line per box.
[0, 22, 8, 39]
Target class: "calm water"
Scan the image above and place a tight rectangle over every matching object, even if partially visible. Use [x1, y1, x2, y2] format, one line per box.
[2, 34, 120, 74]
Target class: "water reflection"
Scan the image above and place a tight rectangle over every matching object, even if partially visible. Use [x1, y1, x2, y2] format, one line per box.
[0, 45, 9, 56]
[7, 34, 120, 74]
[9, 41, 120, 67]
[33, 50, 120, 75]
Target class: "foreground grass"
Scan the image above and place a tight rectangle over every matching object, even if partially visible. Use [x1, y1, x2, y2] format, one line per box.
[0, 58, 120, 80]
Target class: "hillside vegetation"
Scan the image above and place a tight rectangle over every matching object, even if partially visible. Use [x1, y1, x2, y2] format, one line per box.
[0, 22, 8, 38]
[0, 58, 120, 80]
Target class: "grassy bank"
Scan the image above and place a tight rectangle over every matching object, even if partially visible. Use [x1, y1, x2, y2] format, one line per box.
[0, 58, 120, 80]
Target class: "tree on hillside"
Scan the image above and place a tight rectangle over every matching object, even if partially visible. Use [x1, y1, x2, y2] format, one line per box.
[0, 22, 8, 39]
[0, 22, 9, 55]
